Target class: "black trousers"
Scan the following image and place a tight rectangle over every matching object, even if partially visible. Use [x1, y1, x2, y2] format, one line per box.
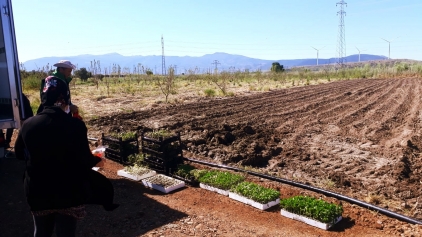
[32, 213, 77, 237]
[5, 128, 13, 144]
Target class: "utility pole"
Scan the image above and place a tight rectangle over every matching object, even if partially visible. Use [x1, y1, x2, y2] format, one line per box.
[336, 0, 347, 66]
[311, 46, 325, 65]
[161, 35, 166, 75]
[211, 60, 221, 74]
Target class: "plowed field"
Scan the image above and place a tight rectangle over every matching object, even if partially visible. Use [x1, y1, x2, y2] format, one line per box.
[90, 78, 422, 220]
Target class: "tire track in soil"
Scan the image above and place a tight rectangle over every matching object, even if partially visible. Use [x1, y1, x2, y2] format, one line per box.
[282, 78, 392, 136]
[89, 78, 422, 221]
[365, 79, 411, 142]
[181, 80, 363, 128]
[291, 79, 409, 193]
[337, 80, 401, 135]
[371, 79, 422, 203]
[207, 80, 381, 132]
[118, 79, 371, 129]
[269, 79, 396, 192]
[264, 79, 385, 126]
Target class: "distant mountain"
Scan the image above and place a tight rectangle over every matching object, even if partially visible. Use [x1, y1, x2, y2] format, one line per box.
[21, 52, 388, 73]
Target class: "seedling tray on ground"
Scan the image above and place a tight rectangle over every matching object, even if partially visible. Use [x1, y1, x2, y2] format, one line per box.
[199, 183, 229, 196]
[171, 174, 199, 187]
[228, 192, 280, 210]
[142, 174, 185, 193]
[117, 169, 157, 181]
[280, 209, 342, 230]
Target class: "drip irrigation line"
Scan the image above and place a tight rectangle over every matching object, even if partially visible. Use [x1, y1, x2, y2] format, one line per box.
[184, 157, 422, 225]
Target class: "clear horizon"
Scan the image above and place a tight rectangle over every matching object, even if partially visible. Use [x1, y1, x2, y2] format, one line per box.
[12, 0, 422, 62]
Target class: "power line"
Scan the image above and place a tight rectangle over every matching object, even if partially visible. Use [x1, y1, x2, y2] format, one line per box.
[336, 0, 347, 66]
[161, 35, 166, 75]
[211, 60, 220, 73]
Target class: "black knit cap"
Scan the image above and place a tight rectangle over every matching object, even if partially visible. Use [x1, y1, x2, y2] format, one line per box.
[41, 76, 70, 106]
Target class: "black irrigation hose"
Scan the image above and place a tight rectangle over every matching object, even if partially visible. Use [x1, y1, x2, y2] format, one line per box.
[184, 157, 422, 225]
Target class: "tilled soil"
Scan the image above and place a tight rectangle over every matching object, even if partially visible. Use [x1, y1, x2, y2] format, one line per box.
[89, 78, 422, 221]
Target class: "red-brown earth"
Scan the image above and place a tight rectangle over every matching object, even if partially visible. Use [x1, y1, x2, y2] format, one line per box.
[2, 77, 422, 236]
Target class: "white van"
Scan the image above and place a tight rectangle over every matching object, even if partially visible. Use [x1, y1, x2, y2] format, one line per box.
[0, 0, 26, 130]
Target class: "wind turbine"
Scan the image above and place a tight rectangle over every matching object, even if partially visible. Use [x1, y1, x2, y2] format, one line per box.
[311, 46, 325, 66]
[355, 46, 366, 62]
[381, 37, 399, 60]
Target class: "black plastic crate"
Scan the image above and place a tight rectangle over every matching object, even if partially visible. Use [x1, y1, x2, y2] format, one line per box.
[140, 131, 184, 174]
[102, 132, 139, 164]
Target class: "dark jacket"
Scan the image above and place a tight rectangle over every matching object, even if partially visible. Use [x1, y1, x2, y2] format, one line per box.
[15, 106, 101, 211]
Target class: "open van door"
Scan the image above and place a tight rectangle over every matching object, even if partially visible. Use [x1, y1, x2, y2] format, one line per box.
[0, 0, 25, 129]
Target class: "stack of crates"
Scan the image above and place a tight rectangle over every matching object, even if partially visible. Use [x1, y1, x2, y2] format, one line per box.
[102, 132, 139, 165]
[141, 131, 184, 174]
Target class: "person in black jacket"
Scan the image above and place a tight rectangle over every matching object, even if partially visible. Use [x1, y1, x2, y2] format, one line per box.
[15, 77, 116, 237]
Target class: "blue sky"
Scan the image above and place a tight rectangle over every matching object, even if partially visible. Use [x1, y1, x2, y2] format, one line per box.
[12, 0, 422, 62]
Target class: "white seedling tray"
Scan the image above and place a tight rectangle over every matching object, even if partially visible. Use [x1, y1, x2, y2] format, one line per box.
[280, 209, 342, 230]
[142, 174, 185, 193]
[199, 183, 229, 196]
[117, 169, 156, 181]
[228, 192, 280, 210]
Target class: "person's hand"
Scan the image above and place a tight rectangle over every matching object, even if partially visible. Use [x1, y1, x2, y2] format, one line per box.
[70, 104, 79, 114]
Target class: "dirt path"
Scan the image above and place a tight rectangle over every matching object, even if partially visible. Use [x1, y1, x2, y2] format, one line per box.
[2, 157, 419, 236]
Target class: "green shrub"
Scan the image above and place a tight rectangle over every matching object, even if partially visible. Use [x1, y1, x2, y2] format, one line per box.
[204, 88, 216, 97]
[226, 91, 235, 97]
[280, 196, 343, 224]
[231, 181, 279, 204]
[22, 75, 42, 91]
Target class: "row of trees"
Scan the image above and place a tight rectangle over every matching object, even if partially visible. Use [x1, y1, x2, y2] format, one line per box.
[74, 61, 285, 82]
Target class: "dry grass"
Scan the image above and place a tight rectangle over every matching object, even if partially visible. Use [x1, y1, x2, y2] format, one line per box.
[25, 76, 329, 120]
[365, 193, 384, 205]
